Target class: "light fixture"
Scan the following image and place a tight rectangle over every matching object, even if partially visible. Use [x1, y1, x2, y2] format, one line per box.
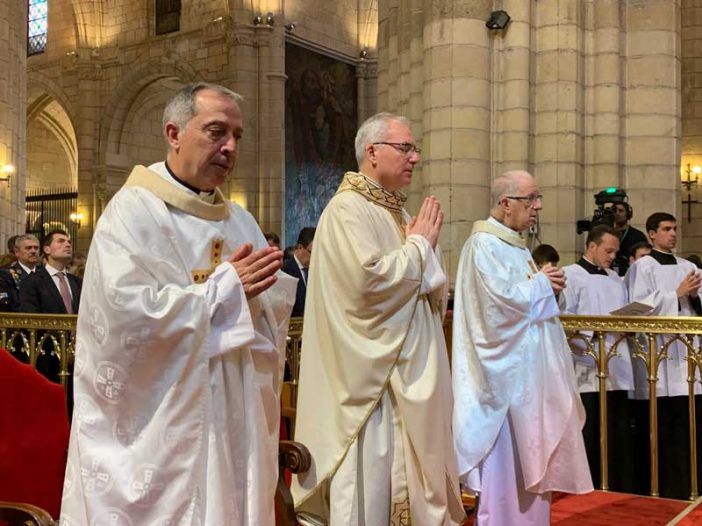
[486, 10, 511, 30]
[284, 22, 296, 31]
[70, 212, 84, 229]
[265, 12, 274, 26]
[0, 164, 13, 187]
[253, 14, 263, 25]
[360, 48, 368, 60]
[682, 163, 701, 222]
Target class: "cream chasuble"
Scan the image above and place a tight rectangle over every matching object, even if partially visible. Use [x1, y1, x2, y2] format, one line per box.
[452, 217, 592, 495]
[292, 172, 465, 525]
[60, 163, 296, 525]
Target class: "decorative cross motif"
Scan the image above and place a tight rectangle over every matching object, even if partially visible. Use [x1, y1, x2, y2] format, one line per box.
[191, 239, 224, 284]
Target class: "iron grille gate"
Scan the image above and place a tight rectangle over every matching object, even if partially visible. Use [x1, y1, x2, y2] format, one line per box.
[25, 187, 78, 243]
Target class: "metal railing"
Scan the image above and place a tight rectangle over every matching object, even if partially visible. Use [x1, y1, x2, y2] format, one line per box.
[6, 312, 702, 499]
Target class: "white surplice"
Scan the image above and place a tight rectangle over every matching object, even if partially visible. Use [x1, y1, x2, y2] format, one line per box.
[452, 218, 592, 505]
[562, 263, 634, 393]
[625, 254, 701, 399]
[60, 163, 296, 525]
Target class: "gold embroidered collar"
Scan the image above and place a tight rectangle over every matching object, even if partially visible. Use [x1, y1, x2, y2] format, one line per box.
[124, 165, 230, 221]
[471, 217, 527, 248]
[336, 171, 407, 213]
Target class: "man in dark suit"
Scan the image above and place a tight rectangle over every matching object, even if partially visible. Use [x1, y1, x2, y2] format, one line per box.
[20, 230, 81, 315]
[0, 234, 41, 312]
[20, 230, 81, 384]
[281, 227, 315, 317]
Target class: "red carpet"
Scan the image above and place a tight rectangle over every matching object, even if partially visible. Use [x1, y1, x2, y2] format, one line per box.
[464, 491, 694, 525]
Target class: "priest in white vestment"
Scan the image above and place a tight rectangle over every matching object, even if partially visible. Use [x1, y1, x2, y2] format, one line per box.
[453, 171, 592, 526]
[292, 113, 465, 525]
[561, 225, 634, 492]
[60, 83, 296, 525]
[625, 212, 702, 499]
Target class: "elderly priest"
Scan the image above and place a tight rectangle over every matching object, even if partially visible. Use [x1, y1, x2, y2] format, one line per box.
[452, 170, 592, 526]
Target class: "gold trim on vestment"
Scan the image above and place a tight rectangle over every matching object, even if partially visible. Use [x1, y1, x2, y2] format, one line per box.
[336, 172, 408, 237]
[294, 242, 425, 512]
[124, 165, 230, 221]
[471, 219, 526, 248]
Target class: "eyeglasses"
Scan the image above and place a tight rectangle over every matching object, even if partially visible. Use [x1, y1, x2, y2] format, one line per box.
[505, 194, 543, 207]
[372, 142, 422, 156]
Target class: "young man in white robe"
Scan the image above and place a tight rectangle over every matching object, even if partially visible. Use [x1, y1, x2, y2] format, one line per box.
[625, 212, 702, 499]
[292, 113, 465, 525]
[453, 170, 592, 526]
[60, 83, 297, 525]
[561, 225, 635, 492]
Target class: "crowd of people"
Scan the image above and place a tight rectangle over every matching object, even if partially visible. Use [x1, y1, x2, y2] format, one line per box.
[16, 81, 692, 525]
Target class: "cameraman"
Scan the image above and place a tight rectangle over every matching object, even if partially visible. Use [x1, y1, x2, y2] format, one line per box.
[612, 202, 647, 276]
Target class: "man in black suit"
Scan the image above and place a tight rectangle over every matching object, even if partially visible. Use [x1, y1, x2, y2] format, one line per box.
[0, 234, 41, 312]
[20, 230, 81, 383]
[20, 230, 81, 315]
[281, 227, 315, 317]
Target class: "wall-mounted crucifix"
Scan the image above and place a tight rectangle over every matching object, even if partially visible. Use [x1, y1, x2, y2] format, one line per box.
[682, 163, 701, 223]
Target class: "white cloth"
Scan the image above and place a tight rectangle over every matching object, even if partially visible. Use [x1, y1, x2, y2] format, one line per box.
[472, 416, 551, 526]
[625, 254, 702, 398]
[452, 217, 592, 495]
[561, 264, 634, 392]
[60, 162, 296, 525]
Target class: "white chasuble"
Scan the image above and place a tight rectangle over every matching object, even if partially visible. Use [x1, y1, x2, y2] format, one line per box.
[625, 254, 702, 399]
[292, 172, 465, 526]
[60, 163, 296, 525]
[452, 217, 592, 495]
[561, 264, 634, 393]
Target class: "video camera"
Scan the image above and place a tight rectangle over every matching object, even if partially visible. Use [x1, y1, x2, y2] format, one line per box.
[576, 187, 629, 235]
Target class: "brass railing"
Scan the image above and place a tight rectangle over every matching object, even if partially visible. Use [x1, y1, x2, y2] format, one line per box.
[6, 313, 702, 499]
[0, 313, 77, 387]
[560, 314, 702, 500]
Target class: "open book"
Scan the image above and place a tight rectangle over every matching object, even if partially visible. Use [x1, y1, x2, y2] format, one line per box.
[609, 300, 654, 316]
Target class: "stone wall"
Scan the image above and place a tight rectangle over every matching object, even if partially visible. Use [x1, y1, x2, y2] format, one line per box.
[25, 0, 377, 251]
[0, 0, 27, 248]
[378, 0, 682, 279]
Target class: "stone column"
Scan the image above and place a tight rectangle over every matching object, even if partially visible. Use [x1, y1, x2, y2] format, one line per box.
[533, 0, 585, 263]
[378, 0, 493, 278]
[623, 0, 681, 233]
[0, 0, 27, 246]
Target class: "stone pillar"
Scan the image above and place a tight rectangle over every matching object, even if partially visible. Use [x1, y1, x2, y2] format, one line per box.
[533, 0, 585, 263]
[623, 0, 680, 234]
[0, 0, 27, 246]
[378, 0, 493, 278]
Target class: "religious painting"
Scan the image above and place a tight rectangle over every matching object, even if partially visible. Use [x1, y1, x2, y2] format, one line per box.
[285, 43, 357, 247]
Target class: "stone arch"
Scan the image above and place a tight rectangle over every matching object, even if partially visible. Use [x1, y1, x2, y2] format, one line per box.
[25, 81, 78, 191]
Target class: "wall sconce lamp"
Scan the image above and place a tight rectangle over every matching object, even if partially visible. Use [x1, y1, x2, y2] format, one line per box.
[360, 48, 368, 60]
[682, 163, 701, 222]
[284, 22, 297, 31]
[70, 212, 84, 229]
[253, 12, 274, 26]
[0, 164, 13, 187]
[486, 10, 511, 30]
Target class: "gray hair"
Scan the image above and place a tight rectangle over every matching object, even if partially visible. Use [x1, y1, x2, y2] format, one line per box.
[162, 82, 244, 135]
[491, 170, 533, 205]
[13, 234, 39, 250]
[354, 112, 411, 166]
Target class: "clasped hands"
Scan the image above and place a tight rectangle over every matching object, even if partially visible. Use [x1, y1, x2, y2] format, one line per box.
[406, 196, 444, 248]
[228, 243, 282, 299]
[541, 263, 566, 294]
[677, 270, 702, 299]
